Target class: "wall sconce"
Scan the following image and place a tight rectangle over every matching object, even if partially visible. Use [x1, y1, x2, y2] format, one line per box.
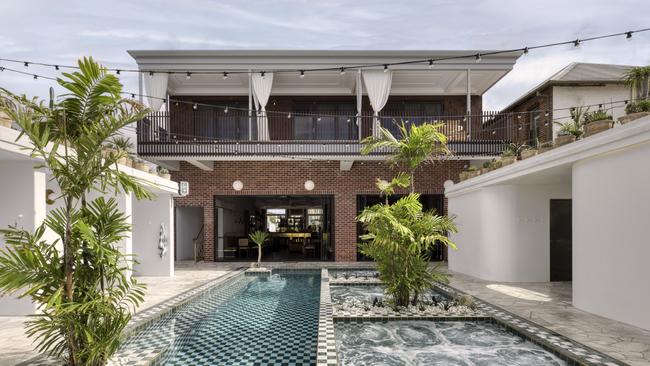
[304, 180, 315, 191]
[232, 180, 243, 191]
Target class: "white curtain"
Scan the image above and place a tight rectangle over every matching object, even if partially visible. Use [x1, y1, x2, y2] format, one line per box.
[251, 72, 273, 141]
[144, 73, 168, 112]
[362, 70, 393, 137]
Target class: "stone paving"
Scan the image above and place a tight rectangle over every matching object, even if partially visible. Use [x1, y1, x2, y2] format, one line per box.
[447, 270, 650, 366]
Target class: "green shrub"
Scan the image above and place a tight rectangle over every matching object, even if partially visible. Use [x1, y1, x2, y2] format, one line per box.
[625, 100, 650, 114]
[584, 110, 612, 123]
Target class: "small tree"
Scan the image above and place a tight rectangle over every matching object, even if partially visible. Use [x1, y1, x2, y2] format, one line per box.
[555, 106, 587, 139]
[361, 122, 449, 193]
[0, 58, 151, 365]
[623, 66, 650, 101]
[248, 230, 269, 266]
[359, 122, 458, 307]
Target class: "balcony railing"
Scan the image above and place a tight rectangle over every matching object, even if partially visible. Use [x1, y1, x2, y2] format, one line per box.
[137, 108, 521, 157]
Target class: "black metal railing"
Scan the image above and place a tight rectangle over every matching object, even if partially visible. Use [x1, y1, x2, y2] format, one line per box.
[137, 108, 522, 157]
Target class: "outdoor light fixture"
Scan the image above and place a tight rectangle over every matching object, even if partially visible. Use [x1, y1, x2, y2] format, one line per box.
[300, 70, 305, 79]
[223, 72, 229, 80]
[383, 64, 388, 72]
[443, 180, 454, 190]
[340, 67, 346, 75]
[304, 180, 315, 191]
[232, 180, 243, 191]
[186, 72, 192, 79]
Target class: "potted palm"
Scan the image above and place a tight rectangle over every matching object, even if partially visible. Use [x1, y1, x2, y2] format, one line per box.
[108, 136, 134, 167]
[156, 166, 171, 180]
[499, 143, 525, 165]
[466, 165, 479, 178]
[248, 230, 269, 268]
[583, 110, 613, 137]
[619, 66, 650, 124]
[554, 106, 585, 145]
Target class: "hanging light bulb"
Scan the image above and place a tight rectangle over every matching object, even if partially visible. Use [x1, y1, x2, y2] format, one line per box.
[383, 64, 389, 72]
[626, 31, 633, 40]
[193, 103, 198, 110]
[340, 67, 346, 75]
[224, 107, 229, 114]
[523, 47, 529, 55]
[33, 74, 38, 80]
[573, 39, 581, 48]
[475, 53, 482, 62]
[260, 71, 265, 79]
[186, 72, 192, 80]
[116, 69, 121, 75]
[544, 110, 549, 117]
[287, 113, 292, 119]
[54, 65, 59, 70]
[149, 71, 154, 77]
[428, 59, 434, 69]
[223, 72, 229, 80]
[24, 62, 29, 67]
[299, 70, 305, 79]
[317, 117, 322, 122]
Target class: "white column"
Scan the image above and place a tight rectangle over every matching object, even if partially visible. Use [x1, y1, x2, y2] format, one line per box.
[132, 193, 175, 276]
[0, 161, 46, 315]
[466, 69, 472, 139]
[356, 69, 363, 140]
[248, 70, 252, 140]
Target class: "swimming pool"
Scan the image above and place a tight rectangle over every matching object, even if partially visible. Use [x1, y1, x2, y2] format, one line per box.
[119, 270, 321, 365]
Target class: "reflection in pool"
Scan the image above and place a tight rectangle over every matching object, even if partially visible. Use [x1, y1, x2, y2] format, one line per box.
[336, 320, 567, 366]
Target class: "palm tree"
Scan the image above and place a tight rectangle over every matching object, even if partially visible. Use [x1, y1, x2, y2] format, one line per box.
[361, 122, 450, 193]
[248, 230, 269, 266]
[623, 66, 650, 101]
[0, 57, 151, 365]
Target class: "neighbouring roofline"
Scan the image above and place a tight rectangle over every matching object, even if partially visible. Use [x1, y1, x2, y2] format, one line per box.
[500, 62, 635, 112]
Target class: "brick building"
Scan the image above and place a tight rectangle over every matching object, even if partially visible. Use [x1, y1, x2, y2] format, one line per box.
[129, 50, 522, 262]
[498, 62, 632, 145]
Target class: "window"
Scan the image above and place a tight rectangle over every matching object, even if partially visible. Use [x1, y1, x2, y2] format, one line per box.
[266, 208, 286, 232]
[530, 110, 541, 145]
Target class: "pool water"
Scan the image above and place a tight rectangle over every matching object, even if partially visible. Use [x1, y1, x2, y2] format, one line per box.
[120, 271, 321, 365]
[336, 320, 568, 366]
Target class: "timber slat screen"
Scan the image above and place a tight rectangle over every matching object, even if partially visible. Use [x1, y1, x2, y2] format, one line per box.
[137, 107, 523, 157]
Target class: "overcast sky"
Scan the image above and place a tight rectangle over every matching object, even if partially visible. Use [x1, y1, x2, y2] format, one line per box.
[1, 0, 649, 110]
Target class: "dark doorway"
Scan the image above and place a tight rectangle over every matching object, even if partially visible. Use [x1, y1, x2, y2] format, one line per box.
[356, 194, 445, 261]
[550, 199, 572, 281]
[214, 195, 334, 262]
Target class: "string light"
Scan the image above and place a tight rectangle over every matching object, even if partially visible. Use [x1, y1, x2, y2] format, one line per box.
[428, 59, 434, 68]
[33, 75, 37, 80]
[287, 113, 292, 119]
[383, 64, 388, 72]
[24, 62, 29, 67]
[260, 71, 265, 79]
[186, 72, 192, 80]
[149, 71, 154, 77]
[626, 31, 633, 39]
[573, 39, 581, 48]
[475, 53, 482, 62]
[54, 65, 59, 70]
[340, 67, 346, 75]
[299, 70, 305, 79]
[223, 72, 228, 80]
[193, 103, 198, 110]
[523, 47, 529, 55]
[224, 107, 228, 114]
[116, 69, 121, 75]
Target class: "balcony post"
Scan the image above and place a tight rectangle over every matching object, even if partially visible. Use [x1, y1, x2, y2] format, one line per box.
[466, 68, 471, 140]
[356, 69, 362, 140]
[248, 70, 252, 141]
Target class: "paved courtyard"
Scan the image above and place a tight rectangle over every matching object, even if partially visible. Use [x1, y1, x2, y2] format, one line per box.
[0, 261, 648, 365]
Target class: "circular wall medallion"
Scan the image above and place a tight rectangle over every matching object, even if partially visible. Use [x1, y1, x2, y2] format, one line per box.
[232, 180, 243, 191]
[304, 180, 315, 191]
[443, 179, 455, 189]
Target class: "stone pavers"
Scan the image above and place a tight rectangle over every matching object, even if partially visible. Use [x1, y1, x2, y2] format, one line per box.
[447, 271, 650, 366]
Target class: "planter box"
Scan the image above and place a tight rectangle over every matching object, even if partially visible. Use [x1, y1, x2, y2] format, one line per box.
[555, 134, 576, 147]
[520, 149, 538, 160]
[467, 170, 480, 179]
[117, 156, 129, 166]
[618, 112, 650, 125]
[134, 162, 148, 172]
[499, 156, 516, 166]
[160, 173, 172, 180]
[538, 145, 553, 154]
[584, 119, 613, 137]
[0, 112, 12, 129]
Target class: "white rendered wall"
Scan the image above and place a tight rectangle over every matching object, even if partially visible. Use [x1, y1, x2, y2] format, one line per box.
[175, 207, 203, 261]
[572, 141, 650, 330]
[552, 84, 629, 137]
[132, 194, 174, 276]
[448, 183, 571, 282]
[0, 161, 46, 315]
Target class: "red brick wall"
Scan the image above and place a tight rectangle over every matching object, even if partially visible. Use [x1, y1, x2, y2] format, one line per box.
[503, 86, 554, 144]
[171, 160, 466, 262]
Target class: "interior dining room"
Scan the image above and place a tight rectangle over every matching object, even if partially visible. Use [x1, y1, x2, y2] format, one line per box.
[213, 195, 334, 261]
